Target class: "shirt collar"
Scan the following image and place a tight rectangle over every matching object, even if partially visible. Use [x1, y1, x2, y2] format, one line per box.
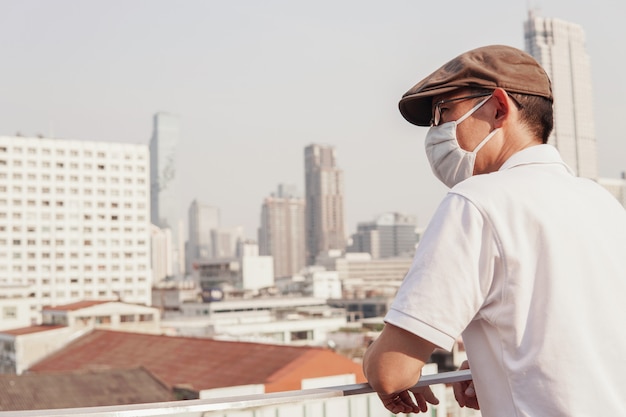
[499, 144, 574, 174]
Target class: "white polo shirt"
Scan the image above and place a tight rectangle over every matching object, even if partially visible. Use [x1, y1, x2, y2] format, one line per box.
[385, 144, 626, 416]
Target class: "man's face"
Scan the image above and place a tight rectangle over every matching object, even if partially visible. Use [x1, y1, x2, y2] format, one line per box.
[430, 89, 498, 175]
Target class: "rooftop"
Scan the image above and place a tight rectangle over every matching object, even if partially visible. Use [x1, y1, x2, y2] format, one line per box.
[28, 329, 366, 392]
[0, 367, 173, 411]
[42, 300, 114, 312]
[0, 325, 65, 336]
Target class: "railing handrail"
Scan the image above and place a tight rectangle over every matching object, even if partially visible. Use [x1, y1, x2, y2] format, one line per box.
[1, 369, 471, 417]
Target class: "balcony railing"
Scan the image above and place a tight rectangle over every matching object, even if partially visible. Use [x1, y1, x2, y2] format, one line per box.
[0, 370, 472, 417]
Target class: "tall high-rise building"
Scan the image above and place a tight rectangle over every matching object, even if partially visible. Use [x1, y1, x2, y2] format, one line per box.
[150, 224, 173, 283]
[304, 144, 346, 265]
[0, 135, 152, 318]
[258, 184, 306, 278]
[524, 11, 598, 179]
[149, 112, 184, 276]
[347, 212, 419, 259]
[186, 200, 220, 273]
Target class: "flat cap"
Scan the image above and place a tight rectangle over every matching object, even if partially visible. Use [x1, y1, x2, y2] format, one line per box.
[399, 45, 553, 126]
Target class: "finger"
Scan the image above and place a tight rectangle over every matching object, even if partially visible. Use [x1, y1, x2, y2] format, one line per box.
[453, 381, 467, 407]
[413, 395, 430, 413]
[409, 386, 440, 411]
[465, 396, 480, 410]
[420, 386, 440, 405]
[465, 381, 476, 397]
[398, 390, 420, 413]
[380, 391, 419, 414]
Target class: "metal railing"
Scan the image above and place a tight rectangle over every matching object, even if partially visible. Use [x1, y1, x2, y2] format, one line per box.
[0, 370, 472, 417]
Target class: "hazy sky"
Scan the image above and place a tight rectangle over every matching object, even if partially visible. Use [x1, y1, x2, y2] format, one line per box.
[1, 0, 624, 239]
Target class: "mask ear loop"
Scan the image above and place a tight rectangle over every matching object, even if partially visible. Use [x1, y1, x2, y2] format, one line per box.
[454, 95, 496, 154]
[456, 96, 492, 125]
[472, 128, 500, 154]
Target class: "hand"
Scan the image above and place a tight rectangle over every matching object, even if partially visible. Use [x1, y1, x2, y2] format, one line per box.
[378, 386, 439, 414]
[452, 360, 480, 410]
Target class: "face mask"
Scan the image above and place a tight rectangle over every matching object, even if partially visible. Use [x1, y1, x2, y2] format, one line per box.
[425, 96, 499, 188]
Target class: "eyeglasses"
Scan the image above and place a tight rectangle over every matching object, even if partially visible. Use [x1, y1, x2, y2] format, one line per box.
[430, 91, 524, 126]
[430, 92, 492, 126]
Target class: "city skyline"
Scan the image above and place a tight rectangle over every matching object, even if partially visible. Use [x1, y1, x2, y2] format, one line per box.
[1, 1, 624, 239]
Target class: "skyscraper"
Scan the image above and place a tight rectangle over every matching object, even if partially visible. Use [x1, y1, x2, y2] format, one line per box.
[524, 11, 598, 179]
[186, 200, 220, 273]
[304, 144, 346, 265]
[149, 112, 184, 277]
[258, 184, 306, 278]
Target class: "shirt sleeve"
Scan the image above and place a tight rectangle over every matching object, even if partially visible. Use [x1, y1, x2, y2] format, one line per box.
[384, 192, 497, 351]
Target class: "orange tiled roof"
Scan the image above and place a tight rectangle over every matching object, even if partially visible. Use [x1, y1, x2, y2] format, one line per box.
[29, 330, 366, 392]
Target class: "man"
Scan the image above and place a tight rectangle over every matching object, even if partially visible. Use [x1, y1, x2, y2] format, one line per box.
[362, 45, 626, 416]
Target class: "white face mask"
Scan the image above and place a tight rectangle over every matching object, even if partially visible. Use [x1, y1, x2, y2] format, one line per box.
[425, 96, 499, 188]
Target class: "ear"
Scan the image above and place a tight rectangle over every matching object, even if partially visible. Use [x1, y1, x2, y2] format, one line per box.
[491, 88, 511, 127]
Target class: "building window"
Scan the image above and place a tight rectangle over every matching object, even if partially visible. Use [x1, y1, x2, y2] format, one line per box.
[2, 306, 17, 319]
[290, 330, 313, 341]
[95, 316, 111, 324]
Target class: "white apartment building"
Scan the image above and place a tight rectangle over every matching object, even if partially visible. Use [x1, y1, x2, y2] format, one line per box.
[162, 296, 347, 346]
[0, 135, 152, 315]
[192, 250, 274, 295]
[0, 284, 36, 331]
[0, 300, 161, 375]
[315, 251, 413, 298]
[276, 267, 342, 300]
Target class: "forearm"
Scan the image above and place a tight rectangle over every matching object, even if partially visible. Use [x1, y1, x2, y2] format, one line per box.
[362, 324, 436, 394]
[363, 340, 424, 394]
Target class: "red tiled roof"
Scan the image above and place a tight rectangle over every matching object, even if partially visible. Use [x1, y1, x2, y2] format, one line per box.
[29, 330, 366, 392]
[42, 300, 112, 311]
[1, 325, 65, 336]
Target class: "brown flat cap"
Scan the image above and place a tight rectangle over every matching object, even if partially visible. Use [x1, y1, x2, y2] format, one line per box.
[399, 45, 553, 126]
